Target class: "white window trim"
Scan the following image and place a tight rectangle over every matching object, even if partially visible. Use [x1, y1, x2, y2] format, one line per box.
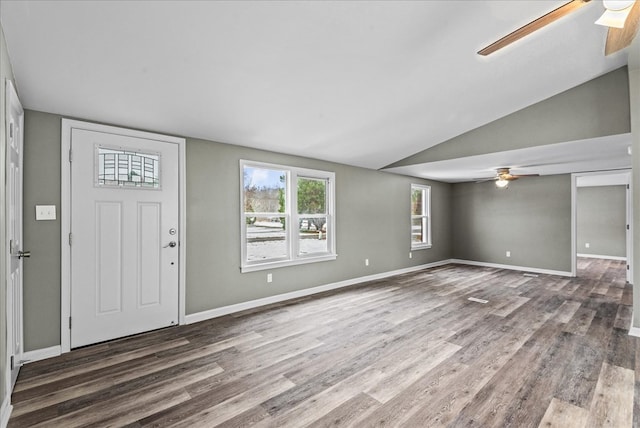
[411, 184, 432, 250]
[240, 160, 337, 273]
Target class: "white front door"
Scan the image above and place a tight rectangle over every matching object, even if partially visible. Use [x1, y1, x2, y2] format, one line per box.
[70, 128, 180, 348]
[6, 79, 25, 388]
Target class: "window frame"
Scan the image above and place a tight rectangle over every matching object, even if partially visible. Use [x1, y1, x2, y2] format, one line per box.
[411, 184, 432, 250]
[240, 160, 336, 273]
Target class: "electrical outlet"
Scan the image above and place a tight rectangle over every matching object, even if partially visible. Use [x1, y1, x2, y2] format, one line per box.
[409, 252, 413, 259]
[506, 251, 511, 258]
[365, 258, 369, 266]
[585, 243, 590, 248]
[267, 273, 273, 283]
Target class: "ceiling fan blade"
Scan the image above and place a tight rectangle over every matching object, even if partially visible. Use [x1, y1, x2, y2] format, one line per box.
[605, 1, 640, 55]
[478, 0, 591, 56]
[511, 174, 540, 178]
[474, 177, 497, 183]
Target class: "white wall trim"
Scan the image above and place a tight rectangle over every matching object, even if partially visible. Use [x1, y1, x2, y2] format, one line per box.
[60, 119, 186, 353]
[450, 259, 573, 277]
[629, 315, 640, 337]
[22, 346, 61, 365]
[186, 259, 453, 324]
[1, 395, 12, 428]
[576, 253, 627, 261]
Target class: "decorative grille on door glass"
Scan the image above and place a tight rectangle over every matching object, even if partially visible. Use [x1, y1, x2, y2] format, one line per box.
[95, 146, 161, 189]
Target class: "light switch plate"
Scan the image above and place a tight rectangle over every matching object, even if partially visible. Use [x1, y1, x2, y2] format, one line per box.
[36, 205, 56, 220]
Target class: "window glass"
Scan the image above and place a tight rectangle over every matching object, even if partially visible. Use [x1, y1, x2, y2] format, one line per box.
[97, 146, 160, 189]
[297, 177, 326, 214]
[241, 161, 336, 272]
[243, 166, 288, 262]
[411, 184, 431, 249]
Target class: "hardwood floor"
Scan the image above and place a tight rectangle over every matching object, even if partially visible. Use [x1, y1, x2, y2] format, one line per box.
[8, 258, 637, 427]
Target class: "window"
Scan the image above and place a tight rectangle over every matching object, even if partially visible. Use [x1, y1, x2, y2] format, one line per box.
[411, 184, 431, 249]
[96, 146, 160, 189]
[241, 160, 336, 272]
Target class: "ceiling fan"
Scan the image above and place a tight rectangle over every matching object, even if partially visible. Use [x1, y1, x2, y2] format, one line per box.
[478, 0, 640, 56]
[475, 168, 540, 189]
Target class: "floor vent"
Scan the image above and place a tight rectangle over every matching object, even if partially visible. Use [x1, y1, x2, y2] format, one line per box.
[523, 273, 539, 278]
[468, 297, 489, 304]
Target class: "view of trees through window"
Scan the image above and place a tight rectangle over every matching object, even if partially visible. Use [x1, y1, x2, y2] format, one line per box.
[242, 162, 335, 269]
[297, 177, 328, 255]
[243, 166, 288, 261]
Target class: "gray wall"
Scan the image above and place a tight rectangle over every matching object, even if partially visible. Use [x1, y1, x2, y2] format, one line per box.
[0, 24, 16, 411]
[186, 138, 452, 312]
[22, 111, 61, 350]
[387, 67, 630, 168]
[451, 175, 572, 272]
[577, 186, 626, 258]
[21, 109, 452, 350]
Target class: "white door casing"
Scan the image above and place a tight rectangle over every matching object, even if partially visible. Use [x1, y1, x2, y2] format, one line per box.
[5, 79, 25, 390]
[61, 120, 186, 350]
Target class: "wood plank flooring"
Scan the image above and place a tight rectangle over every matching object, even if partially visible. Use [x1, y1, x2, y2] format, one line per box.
[8, 258, 637, 427]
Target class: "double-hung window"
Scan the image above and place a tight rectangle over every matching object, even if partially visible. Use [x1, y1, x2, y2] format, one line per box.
[411, 184, 431, 249]
[241, 160, 336, 272]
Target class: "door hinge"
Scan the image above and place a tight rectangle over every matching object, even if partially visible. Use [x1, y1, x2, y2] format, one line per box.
[627, 184, 630, 190]
[69, 149, 73, 163]
[69, 233, 72, 246]
[69, 316, 72, 329]
[627, 224, 630, 230]
[627, 265, 630, 271]
[10, 355, 14, 370]
[9, 123, 13, 139]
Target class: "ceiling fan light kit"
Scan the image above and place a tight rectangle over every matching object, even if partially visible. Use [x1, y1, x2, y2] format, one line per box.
[596, 0, 636, 28]
[495, 179, 510, 189]
[474, 167, 540, 189]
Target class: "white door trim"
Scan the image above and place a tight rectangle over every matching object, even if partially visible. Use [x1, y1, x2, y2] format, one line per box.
[61, 119, 186, 353]
[571, 169, 632, 280]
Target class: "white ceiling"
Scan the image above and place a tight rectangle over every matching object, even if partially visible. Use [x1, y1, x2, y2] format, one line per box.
[384, 133, 633, 182]
[0, 1, 632, 171]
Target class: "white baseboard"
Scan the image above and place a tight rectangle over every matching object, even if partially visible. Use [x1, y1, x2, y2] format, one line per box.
[629, 315, 640, 337]
[22, 346, 61, 364]
[450, 259, 573, 277]
[1, 395, 11, 428]
[186, 259, 453, 324]
[576, 253, 626, 261]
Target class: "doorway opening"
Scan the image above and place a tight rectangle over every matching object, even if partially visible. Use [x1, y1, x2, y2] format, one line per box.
[571, 170, 632, 282]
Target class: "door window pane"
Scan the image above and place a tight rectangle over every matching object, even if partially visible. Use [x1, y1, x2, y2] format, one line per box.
[97, 146, 160, 189]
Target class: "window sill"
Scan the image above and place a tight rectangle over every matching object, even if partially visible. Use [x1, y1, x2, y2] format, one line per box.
[241, 254, 338, 273]
[411, 244, 432, 251]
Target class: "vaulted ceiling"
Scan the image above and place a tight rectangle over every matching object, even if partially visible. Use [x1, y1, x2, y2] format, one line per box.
[0, 1, 633, 171]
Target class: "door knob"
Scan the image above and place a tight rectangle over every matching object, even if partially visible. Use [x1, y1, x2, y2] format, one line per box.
[163, 241, 177, 248]
[18, 250, 31, 259]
